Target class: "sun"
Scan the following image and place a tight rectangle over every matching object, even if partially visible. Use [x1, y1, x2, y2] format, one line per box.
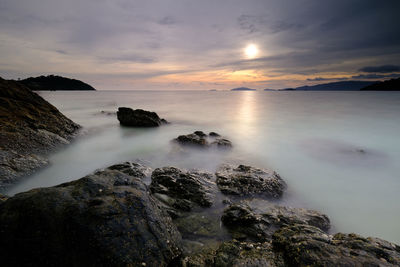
[244, 44, 259, 59]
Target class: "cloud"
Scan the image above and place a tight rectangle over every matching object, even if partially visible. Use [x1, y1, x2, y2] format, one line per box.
[99, 54, 157, 64]
[351, 73, 400, 79]
[306, 77, 348, 81]
[237, 14, 303, 34]
[158, 16, 177, 25]
[359, 65, 400, 73]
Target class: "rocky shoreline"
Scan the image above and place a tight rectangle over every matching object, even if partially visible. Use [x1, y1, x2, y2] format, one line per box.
[0, 78, 80, 189]
[0, 89, 399, 266]
[0, 161, 399, 266]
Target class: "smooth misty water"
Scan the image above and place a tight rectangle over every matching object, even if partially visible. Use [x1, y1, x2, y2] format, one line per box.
[4, 90, 400, 244]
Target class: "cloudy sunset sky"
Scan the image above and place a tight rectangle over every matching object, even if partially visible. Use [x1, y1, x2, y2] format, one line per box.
[1, 0, 399, 90]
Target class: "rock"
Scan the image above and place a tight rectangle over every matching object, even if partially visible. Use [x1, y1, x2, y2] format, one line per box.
[216, 164, 286, 198]
[175, 132, 208, 147]
[0, 162, 182, 266]
[117, 107, 167, 127]
[174, 131, 232, 148]
[273, 224, 400, 266]
[221, 203, 330, 242]
[209, 132, 221, 137]
[211, 138, 232, 148]
[181, 240, 284, 267]
[0, 77, 80, 188]
[174, 212, 223, 239]
[150, 167, 216, 214]
[107, 161, 152, 179]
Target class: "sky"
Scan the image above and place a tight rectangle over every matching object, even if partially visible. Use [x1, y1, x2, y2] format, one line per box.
[0, 0, 399, 90]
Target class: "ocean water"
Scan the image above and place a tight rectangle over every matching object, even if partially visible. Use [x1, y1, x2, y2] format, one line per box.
[4, 90, 400, 244]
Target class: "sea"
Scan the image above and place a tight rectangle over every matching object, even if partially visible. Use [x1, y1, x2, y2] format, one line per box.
[4, 90, 400, 244]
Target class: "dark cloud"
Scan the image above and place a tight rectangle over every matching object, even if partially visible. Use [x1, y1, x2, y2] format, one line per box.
[359, 65, 400, 73]
[158, 16, 177, 25]
[307, 77, 348, 82]
[1, 0, 400, 89]
[351, 73, 400, 79]
[237, 14, 303, 34]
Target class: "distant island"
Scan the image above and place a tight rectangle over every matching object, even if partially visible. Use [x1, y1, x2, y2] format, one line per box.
[16, 75, 96, 91]
[231, 87, 256, 91]
[360, 78, 400, 91]
[277, 81, 376, 91]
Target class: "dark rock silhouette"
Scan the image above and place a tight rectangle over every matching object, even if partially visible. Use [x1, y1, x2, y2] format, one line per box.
[117, 107, 167, 127]
[18, 75, 96, 91]
[0, 77, 80, 188]
[174, 131, 232, 148]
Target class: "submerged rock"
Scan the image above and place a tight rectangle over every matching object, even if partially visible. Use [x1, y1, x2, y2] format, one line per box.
[117, 107, 168, 127]
[0, 162, 182, 266]
[273, 224, 400, 266]
[0, 78, 80, 188]
[174, 131, 232, 148]
[150, 167, 216, 214]
[221, 203, 330, 242]
[216, 164, 286, 198]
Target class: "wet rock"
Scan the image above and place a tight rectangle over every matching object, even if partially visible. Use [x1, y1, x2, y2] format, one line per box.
[117, 107, 167, 127]
[216, 164, 286, 198]
[175, 132, 208, 147]
[174, 212, 223, 239]
[273, 224, 400, 266]
[209, 132, 221, 137]
[0, 78, 80, 188]
[181, 240, 284, 267]
[174, 131, 232, 148]
[0, 163, 182, 266]
[221, 203, 330, 242]
[150, 167, 216, 214]
[107, 161, 152, 179]
[211, 138, 232, 148]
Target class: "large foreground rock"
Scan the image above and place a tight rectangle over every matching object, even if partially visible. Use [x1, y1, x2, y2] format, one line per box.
[273, 224, 400, 266]
[0, 77, 80, 188]
[222, 203, 330, 241]
[0, 162, 182, 266]
[117, 107, 167, 127]
[216, 164, 286, 198]
[150, 167, 216, 216]
[174, 131, 232, 148]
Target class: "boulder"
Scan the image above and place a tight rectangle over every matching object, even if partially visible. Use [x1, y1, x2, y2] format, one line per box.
[0, 77, 80, 188]
[117, 107, 167, 127]
[216, 164, 286, 198]
[0, 162, 182, 266]
[107, 161, 152, 179]
[181, 240, 284, 267]
[174, 131, 232, 148]
[150, 167, 216, 215]
[273, 224, 400, 266]
[221, 203, 330, 241]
